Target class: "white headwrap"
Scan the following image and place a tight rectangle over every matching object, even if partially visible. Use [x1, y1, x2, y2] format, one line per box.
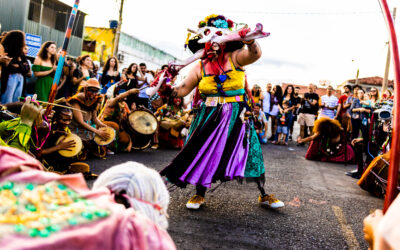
[92, 161, 170, 229]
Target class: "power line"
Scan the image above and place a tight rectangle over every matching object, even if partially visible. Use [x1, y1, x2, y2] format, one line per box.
[213, 10, 390, 16]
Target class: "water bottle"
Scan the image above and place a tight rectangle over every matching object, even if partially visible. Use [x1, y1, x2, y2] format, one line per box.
[362, 117, 368, 126]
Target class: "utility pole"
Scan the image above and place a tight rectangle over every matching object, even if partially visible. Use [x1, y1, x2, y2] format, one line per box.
[113, 0, 125, 57]
[355, 69, 359, 85]
[382, 7, 396, 95]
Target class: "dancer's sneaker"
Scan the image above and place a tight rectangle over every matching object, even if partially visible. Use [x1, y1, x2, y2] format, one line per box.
[258, 194, 284, 209]
[186, 195, 205, 210]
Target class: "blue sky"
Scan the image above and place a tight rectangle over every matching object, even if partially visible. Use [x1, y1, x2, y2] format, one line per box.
[62, 0, 400, 87]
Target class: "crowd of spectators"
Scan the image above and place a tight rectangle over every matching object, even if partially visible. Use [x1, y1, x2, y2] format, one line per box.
[252, 81, 394, 182]
[0, 30, 178, 249]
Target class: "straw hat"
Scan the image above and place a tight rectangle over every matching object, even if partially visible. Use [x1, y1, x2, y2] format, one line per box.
[81, 78, 101, 89]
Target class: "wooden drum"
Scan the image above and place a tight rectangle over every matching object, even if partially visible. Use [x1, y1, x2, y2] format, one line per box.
[94, 126, 116, 146]
[126, 109, 158, 150]
[56, 133, 83, 158]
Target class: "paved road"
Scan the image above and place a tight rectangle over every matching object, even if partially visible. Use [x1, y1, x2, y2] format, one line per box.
[86, 140, 382, 249]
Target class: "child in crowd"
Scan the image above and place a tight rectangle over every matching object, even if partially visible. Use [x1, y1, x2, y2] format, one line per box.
[361, 93, 372, 125]
[273, 100, 290, 146]
[253, 103, 268, 144]
[361, 93, 372, 109]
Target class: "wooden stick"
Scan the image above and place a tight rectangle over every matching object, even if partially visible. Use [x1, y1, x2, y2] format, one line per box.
[36, 100, 87, 113]
[45, 0, 80, 117]
[55, 97, 66, 104]
[139, 85, 149, 91]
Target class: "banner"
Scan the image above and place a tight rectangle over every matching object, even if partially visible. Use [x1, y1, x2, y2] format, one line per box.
[25, 33, 42, 58]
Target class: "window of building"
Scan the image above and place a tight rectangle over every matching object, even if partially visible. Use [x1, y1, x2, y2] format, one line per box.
[28, 0, 41, 22]
[28, 0, 84, 38]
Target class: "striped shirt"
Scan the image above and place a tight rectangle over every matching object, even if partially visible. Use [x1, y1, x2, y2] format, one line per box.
[320, 95, 338, 119]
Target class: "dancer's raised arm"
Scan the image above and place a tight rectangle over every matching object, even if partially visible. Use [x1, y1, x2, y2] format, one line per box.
[170, 64, 201, 98]
[233, 40, 262, 67]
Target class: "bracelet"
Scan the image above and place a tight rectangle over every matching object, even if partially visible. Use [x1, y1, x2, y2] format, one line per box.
[243, 40, 255, 45]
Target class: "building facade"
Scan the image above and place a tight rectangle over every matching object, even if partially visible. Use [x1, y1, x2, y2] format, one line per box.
[82, 26, 178, 70]
[0, 0, 86, 57]
[338, 76, 394, 92]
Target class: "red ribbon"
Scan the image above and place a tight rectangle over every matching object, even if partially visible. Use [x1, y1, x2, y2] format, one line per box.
[378, 0, 400, 213]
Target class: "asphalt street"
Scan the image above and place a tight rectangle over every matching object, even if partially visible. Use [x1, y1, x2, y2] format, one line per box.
[85, 135, 383, 250]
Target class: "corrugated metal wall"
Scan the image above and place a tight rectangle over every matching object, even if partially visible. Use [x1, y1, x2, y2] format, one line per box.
[120, 32, 177, 63]
[25, 20, 82, 57]
[0, 0, 30, 31]
[0, 0, 83, 57]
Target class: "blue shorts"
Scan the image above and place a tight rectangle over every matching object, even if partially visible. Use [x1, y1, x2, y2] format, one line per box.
[276, 126, 288, 135]
[264, 112, 270, 121]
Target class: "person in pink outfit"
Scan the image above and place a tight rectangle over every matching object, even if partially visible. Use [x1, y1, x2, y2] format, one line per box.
[0, 146, 176, 250]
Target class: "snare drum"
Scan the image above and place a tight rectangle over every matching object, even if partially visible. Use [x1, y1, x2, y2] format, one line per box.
[125, 108, 158, 150]
[56, 133, 83, 158]
[94, 126, 116, 146]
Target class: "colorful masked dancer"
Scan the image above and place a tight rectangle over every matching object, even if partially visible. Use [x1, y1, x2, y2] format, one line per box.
[153, 14, 284, 209]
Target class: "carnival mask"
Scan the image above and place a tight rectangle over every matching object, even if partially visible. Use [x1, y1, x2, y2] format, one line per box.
[197, 27, 231, 44]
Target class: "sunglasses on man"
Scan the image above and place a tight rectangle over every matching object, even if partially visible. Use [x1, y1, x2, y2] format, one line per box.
[87, 88, 99, 94]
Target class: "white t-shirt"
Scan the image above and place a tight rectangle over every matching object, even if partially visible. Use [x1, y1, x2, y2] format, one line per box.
[319, 94, 338, 119]
[262, 91, 271, 114]
[138, 73, 154, 98]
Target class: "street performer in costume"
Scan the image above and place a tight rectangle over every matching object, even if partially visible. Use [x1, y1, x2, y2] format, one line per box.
[297, 117, 355, 163]
[100, 86, 140, 152]
[0, 96, 42, 152]
[36, 106, 98, 178]
[155, 97, 189, 149]
[67, 78, 110, 158]
[150, 14, 284, 209]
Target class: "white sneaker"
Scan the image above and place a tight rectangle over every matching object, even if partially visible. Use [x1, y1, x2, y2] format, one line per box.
[186, 195, 205, 210]
[258, 194, 284, 209]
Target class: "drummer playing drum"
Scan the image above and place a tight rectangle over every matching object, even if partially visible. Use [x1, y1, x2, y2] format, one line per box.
[155, 97, 190, 149]
[37, 106, 97, 178]
[100, 86, 140, 152]
[37, 107, 75, 171]
[67, 79, 111, 158]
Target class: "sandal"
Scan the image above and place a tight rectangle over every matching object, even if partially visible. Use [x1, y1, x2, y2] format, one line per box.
[83, 172, 98, 180]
